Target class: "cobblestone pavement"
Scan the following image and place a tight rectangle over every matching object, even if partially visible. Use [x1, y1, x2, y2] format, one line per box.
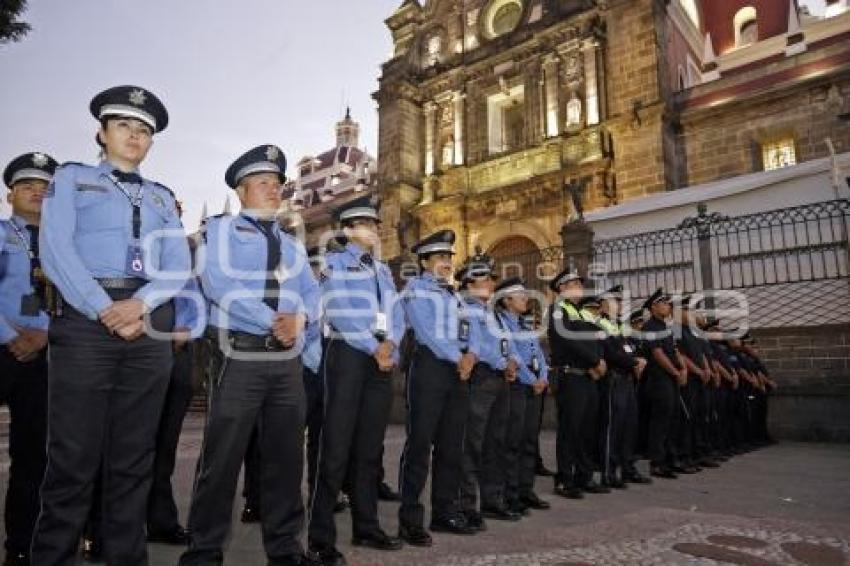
[1, 410, 849, 565]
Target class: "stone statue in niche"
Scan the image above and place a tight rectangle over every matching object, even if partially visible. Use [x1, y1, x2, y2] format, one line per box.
[427, 34, 442, 66]
[440, 103, 454, 127]
[442, 137, 455, 167]
[566, 91, 582, 130]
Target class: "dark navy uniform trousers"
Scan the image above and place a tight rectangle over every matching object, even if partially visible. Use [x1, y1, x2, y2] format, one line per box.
[180, 347, 305, 565]
[308, 338, 392, 547]
[398, 345, 469, 528]
[0, 346, 47, 558]
[31, 295, 173, 566]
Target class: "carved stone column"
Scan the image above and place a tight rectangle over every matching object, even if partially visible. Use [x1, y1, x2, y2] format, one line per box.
[424, 101, 437, 176]
[542, 54, 561, 138]
[582, 38, 601, 126]
[453, 91, 465, 165]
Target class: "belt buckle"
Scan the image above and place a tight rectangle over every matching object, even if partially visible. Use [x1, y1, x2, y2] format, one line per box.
[264, 335, 276, 351]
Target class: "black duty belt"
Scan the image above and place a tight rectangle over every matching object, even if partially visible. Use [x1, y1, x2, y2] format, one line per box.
[96, 277, 146, 291]
[555, 367, 588, 377]
[208, 327, 289, 352]
[327, 324, 385, 342]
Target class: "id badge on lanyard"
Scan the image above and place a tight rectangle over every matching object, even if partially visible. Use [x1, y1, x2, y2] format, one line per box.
[9, 223, 44, 316]
[125, 244, 145, 276]
[111, 175, 146, 278]
[375, 312, 388, 335]
[458, 318, 470, 343]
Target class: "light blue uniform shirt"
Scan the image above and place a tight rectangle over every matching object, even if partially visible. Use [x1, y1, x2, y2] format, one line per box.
[200, 212, 320, 336]
[322, 242, 405, 361]
[464, 296, 518, 373]
[402, 272, 480, 365]
[502, 310, 549, 385]
[39, 161, 191, 319]
[0, 216, 50, 344]
[174, 277, 207, 339]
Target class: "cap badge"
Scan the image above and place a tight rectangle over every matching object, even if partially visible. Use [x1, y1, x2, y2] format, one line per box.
[32, 153, 48, 167]
[129, 88, 147, 106]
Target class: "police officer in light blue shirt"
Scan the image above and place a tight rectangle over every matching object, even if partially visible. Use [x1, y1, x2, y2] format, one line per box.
[398, 229, 480, 545]
[31, 86, 191, 566]
[307, 195, 405, 565]
[0, 151, 57, 566]
[494, 277, 552, 515]
[455, 250, 522, 531]
[181, 144, 320, 566]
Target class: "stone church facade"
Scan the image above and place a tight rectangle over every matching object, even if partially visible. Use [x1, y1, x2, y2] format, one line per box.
[373, 0, 850, 273]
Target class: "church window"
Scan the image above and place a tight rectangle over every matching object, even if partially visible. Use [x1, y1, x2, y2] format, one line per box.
[482, 0, 524, 40]
[487, 83, 526, 154]
[734, 7, 758, 48]
[762, 137, 797, 171]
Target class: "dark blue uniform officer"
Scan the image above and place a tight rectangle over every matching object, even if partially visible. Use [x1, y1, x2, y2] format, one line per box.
[398, 230, 480, 545]
[547, 268, 606, 499]
[672, 295, 717, 473]
[495, 277, 551, 513]
[307, 196, 405, 565]
[640, 288, 683, 479]
[180, 145, 320, 566]
[596, 285, 646, 488]
[32, 86, 191, 566]
[0, 152, 58, 566]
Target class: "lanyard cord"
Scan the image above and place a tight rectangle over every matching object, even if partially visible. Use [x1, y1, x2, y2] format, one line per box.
[8, 221, 41, 290]
[108, 174, 145, 240]
[347, 248, 382, 309]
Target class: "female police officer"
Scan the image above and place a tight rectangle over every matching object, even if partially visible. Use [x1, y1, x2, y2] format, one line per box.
[32, 86, 190, 565]
[307, 195, 405, 565]
[398, 230, 479, 545]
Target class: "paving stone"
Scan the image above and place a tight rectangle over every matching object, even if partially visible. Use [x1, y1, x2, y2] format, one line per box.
[1, 414, 849, 564]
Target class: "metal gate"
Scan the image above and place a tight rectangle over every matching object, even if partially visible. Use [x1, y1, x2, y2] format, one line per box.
[489, 199, 850, 328]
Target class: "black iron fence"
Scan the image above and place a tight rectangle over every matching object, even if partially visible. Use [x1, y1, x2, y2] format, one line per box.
[490, 199, 850, 328]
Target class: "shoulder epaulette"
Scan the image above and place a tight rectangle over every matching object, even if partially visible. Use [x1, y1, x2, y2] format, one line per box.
[58, 161, 87, 169]
[151, 181, 176, 200]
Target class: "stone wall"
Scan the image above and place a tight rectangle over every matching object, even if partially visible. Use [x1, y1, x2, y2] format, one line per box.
[752, 324, 850, 442]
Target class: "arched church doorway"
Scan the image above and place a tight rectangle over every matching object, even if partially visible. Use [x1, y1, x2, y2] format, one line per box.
[488, 235, 542, 288]
[488, 235, 547, 322]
